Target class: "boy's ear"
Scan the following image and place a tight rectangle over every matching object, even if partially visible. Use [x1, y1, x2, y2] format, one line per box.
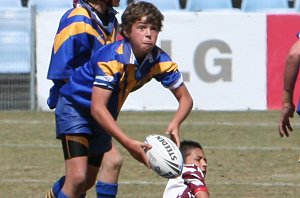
[123, 30, 129, 38]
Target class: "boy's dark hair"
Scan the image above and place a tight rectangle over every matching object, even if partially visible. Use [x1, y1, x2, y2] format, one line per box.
[120, 1, 164, 37]
[180, 140, 203, 161]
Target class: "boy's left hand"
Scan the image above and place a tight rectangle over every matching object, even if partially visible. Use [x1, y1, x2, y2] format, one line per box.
[166, 128, 180, 147]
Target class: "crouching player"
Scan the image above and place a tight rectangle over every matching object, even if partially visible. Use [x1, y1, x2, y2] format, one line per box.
[163, 140, 209, 198]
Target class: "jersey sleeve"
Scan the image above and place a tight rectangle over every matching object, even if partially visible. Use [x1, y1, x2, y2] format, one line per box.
[182, 165, 209, 196]
[93, 61, 120, 90]
[153, 50, 184, 90]
[92, 45, 122, 90]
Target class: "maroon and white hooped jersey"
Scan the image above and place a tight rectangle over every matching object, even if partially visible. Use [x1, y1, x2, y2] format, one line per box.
[163, 164, 208, 198]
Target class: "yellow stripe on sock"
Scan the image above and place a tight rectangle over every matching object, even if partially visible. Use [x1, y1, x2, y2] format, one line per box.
[45, 189, 56, 198]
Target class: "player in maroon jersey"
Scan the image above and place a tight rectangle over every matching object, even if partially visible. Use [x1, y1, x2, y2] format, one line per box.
[163, 140, 209, 198]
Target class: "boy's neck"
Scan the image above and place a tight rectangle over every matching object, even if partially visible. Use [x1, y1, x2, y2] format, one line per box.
[89, 1, 107, 15]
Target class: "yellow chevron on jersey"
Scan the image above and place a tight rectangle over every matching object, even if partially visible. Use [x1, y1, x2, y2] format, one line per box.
[67, 7, 116, 44]
[97, 60, 123, 76]
[105, 27, 117, 44]
[66, 6, 117, 45]
[154, 61, 178, 74]
[53, 22, 105, 53]
[67, 7, 90, 18]
[115, 43, 124, 54]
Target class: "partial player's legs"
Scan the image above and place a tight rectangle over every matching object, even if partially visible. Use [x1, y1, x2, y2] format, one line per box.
[61, 156, 89, 196]
[45, 158, 101, 198]
[46, 135, 103, 198]
[96, 143, 123, 198]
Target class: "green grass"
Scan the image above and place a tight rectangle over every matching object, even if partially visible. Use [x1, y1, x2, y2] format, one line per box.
[0, 111, 300, 197]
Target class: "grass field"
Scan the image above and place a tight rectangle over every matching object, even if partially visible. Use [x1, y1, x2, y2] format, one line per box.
[1, 110, 300, 197]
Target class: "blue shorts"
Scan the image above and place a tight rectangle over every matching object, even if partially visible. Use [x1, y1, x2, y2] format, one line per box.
[55, 95, 112, 155]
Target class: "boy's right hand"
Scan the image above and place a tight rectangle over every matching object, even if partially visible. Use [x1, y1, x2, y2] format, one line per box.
[278, 105, 295, 137]
[125, 139, 152, 168]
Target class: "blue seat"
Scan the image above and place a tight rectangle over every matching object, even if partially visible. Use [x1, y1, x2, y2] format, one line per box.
[241, 0, 290, 12]
[293, 0, 300, 12]
[185, 0, 234, 12]
[143, 0, 180, 11]
[0, 0, 22, 8]
[28, 0, 73, 11]
[0, 8, 32, 73]
[119, 0, 128, 9]
[0, 32, 31, 73]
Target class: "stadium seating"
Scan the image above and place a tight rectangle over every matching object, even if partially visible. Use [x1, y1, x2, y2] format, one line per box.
[0, 5, 34, 110]
[28, 0, 73, 11]
[119, 0, 128, 9]
[293, 0, 300, 12]
[143, 0, 180, 11]
[241, 0, 291, 12]
[0, 8, 32, 73]
[185, 0, 235, 12]
[0, 0, 22, 8]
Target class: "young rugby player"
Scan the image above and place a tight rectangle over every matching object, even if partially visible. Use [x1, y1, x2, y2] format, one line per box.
[47, 1, 193, 197]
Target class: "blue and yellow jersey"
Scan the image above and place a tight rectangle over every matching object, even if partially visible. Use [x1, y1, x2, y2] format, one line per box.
[47, 0, 118, 109]
[60, 39, 184, 117]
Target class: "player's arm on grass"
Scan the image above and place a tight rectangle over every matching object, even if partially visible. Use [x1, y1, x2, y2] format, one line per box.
[166, 83, 193, 146]
[279, 39, 300, 137]
[91, 86, 151, 168]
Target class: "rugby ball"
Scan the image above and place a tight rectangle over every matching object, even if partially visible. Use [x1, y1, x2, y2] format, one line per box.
[144, 134, 183, 178]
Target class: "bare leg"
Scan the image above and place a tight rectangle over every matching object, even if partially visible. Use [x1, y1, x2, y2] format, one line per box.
[96, 143, 123, 197]
[62, 156, 88, 198]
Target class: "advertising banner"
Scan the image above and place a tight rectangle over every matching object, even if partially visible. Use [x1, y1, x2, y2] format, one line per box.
[123, 12, 267, 110]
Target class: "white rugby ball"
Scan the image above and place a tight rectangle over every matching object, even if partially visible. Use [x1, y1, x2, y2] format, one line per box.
[144, 134, 183, 178]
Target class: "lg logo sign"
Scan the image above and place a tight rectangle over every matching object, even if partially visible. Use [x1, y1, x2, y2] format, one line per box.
[161, 39, 232, 82]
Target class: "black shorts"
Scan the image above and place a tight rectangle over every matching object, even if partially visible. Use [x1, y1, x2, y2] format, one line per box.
[61, 134, 103, 167]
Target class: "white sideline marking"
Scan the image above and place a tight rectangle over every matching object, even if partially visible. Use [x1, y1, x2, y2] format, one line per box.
[0, 143, 300, 151]
[0, 179, 300, 187]
[205, 146, 300, 151]
[0, 120, 53, 124]
[1, 119, 298, 127]
[0, 144, 60, 148]
[120, 181, 300, 187]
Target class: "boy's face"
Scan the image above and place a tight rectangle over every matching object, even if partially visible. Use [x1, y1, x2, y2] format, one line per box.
[124, 16, 159, 59]
[185, 148, 207, 175]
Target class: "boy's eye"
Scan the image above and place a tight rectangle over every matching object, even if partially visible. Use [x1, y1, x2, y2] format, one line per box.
[150, 26, 159, 31]
[138, 25, 146, 30]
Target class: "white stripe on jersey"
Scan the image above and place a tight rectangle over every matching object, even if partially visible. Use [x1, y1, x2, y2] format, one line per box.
[168, 73, 184, 90]
[163, 164, 206, 198]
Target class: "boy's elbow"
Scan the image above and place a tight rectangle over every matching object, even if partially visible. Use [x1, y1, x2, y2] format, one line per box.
[91, 106, 96, 119]
[187, 94, 193, 110]
[91, 103, 100, 119]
